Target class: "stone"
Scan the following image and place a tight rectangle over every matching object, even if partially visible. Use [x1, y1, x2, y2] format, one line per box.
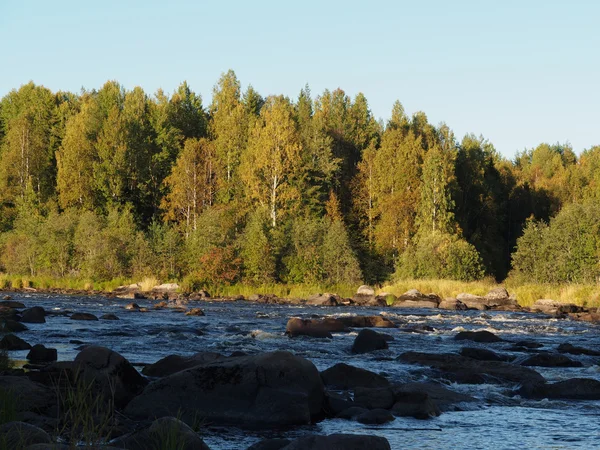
[125, 303, 141, 310]
[26, 344, 57, 362]
[323, 391, 354, 416]
[142, 352, 224, 377]
[392, 382, 476, 412]
[356, 285, 375, 296]
[247, 439, 292, 450]
[100, 313, 119, 320]
[280, 434, 391, 450]
[356, 408, 395, 424]
[113, 283, 142, 299]
[0, 333, 31, 350]
[70, 312, 98, 321]
[520, 353, 583, 367]
[74, 346, 148, 409]
[306, 293, 340, 306]
[460, 347, 512, 362]
[394, 290, 441, 308]
[392, 390, 440, 419]
[398, 351, 545, 385]
[456, 292, 518, 310]
[321, 363, 389, 389]
[21, 306, 46, 323]
[0, 376, 56, 417]
[455, 330, 503, 343]
[285, 317, 347, 338]
[353, 386, 395, 409]
[438, 298, 468, 310]
[352, 329, 389, 353]
[338, 315, 396, 328]
[0, 422, 51, 447]
[518, 378, 600, 400]
[0, 300, 25, 308]
[185, 308, 205, 316]
[0, 319, 28, 332]
[336, 406, 369, 420]
[533, 299, 583, 315]
[125, 351, 324, 428]
[557, 343, 600, 356]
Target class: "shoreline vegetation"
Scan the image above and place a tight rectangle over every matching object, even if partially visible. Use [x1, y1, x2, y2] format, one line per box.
[2, 274, 600, 309]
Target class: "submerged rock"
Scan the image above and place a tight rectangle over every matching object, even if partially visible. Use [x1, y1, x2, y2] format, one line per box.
[321, 363, 389, 389]
[518, 378, 600, 400]
[455, 330, 503, 343]
[100, 313, 119, 320]
[279, 434, 391, 450]
[392, 390, 441, 419]
[70, 312, 98, 321]
[520, 353, 583, 367]
[557, 343, 600, 356]
[247, 438, 292, 450]
[352, 329, 389, 353]
[125, 351, 324, 428]
[460, 347, 513, 362]
[338, 315, 396, 328]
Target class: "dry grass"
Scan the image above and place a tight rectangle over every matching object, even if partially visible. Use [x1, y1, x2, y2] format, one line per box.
[381, 278, 498, 299]
[139, 276, 160, 292]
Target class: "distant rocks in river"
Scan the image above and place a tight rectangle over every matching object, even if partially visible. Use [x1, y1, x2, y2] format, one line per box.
[286, 317, 347, 338]
[352, 329, 389, 354]
[455, 330, 504, 343]
[0, 299, 24, 308]
[100, 313, 119, 320]
[277, 434, 391, 450]
[185, 308, 205, 316]
[21, 306, 46, 323]
[533, 299, 584, 315]
[456, 290, 519, 311]
[557, 343, 600, 356]
[321, 363, 390, 389]
[70, 312, 98, 321]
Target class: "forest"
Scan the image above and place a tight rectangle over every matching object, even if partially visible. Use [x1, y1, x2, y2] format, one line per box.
[0, 71, 599, 291]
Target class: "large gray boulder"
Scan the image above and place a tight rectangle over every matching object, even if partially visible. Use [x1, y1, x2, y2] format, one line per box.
[393, 289, 441, 308]
[456, 291, 518, 310]
[74, 346, 148, 408]
[125, 351, 324, 428]
[321, 363, 389, 389]
[281, 434, 391, 450]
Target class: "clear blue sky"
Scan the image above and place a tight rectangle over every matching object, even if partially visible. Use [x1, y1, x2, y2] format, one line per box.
[1, 0, 598, 158]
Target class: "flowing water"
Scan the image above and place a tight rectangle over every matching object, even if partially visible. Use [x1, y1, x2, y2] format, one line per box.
[6, 292, 600, 449]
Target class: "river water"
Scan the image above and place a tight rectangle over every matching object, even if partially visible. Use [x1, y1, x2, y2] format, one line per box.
[6, 292, 600, 449]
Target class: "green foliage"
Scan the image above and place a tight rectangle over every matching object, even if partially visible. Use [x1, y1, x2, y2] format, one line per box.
[396, 232, 485, 282]
[240, 209, 276, 284]
[322, 219, 363, 284]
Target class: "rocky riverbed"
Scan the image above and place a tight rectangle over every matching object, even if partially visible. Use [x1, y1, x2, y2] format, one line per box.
[1, 289, 600, 449]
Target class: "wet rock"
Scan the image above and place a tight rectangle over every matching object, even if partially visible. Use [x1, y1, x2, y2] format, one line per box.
[353, 285, 376, 305]
[569, 312, 600, 323]
[70, 312, 98, 321]
[125, 351, 325, 428]
[392, 391, 440, 419]
[154, 301, 168, 309]
[321, 363, 389, 389]
[455, 330, 503, 343]
[27, 344, 57, 362]
[520, 353, 583, 367]
[185, 308, 205, 316]
[111, 416, 209, 450]
[512, 340, 543, 349]
[125, 302, 141, 310]
[306, 293, 341, 306]
[398, 351, 545, 385]
[285, 317, 347, 338]
[0, 300, 25, 308]
[518, 378, 600, 400]
[247, 438, 292, 450]
[323, 391, 354, 415]
[460, 347, 513, 362]
[356, 408, 395, 424]
[353, 386, 395, 409]
[187, 290, 211, 301]
[0, 319, 28, 332]
[557, 343, 600, 356]
[0, 376, 56, 417]
[74, 346, 148, 409]
[338, 315, 396, 328]
[352, 329, 389, 354]
[394, 289, 441, 308]
[100, 313, 119, 320]
[0, 422, 52, 447]
[336, 406, 369, 419]
[142, 352, 224, 377]
[393, 382, 476, 412]
[438, 298, 468, 310]
[21, 306, 46, 323]
[533, 299, 583, 315]
[113, 283, 142, 299]
[0, 333, 31, 350]
[280, 434, 391, 450]
[456, 292, 518, 310]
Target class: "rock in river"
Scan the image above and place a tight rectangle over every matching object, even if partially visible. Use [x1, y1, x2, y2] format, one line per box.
[0, 333, 31, 350]
[279, 434, 391, 450]
[455, 330, 503, 343]
[70, 312, 99, 321]
[321, 363, 389, 389]
[21, 306, 46, 323]
[352, 329, 389, 353]
[125, 350, 325, 428]
[286, 317, 347, 338]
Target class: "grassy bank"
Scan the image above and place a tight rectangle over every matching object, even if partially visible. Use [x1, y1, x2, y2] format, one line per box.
[2, 272, 599, 308]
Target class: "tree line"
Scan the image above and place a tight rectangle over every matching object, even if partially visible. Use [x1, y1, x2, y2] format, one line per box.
[0, 72, 598, 287]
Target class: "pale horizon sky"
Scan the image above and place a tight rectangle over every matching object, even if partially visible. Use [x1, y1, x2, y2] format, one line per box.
[1, 0, 598, 158]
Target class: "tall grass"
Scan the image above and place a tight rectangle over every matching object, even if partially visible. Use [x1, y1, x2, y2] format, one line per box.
[381, 278, 498, 299]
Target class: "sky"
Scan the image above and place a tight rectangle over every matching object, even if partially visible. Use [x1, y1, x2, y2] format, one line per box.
[1, 0, 598, 158]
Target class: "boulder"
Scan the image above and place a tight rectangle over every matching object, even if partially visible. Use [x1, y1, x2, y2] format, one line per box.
[520, 353, 583, 367]
[100, 313, 119, 320]
[394, 290, 441, 308]
[533, 299, 583, 315]
[557, 343, 600, 356]
[0, 333, 31, 350]
[74, 346, 148, 409]
[460, 347, 512, 362]
[0, 422, 52, 447]
[392, 382, 476, 412]
[280, 434, 391, 450]
[336, 406, 369, 420]
[285, 317, 347, 338]
[142, 352, 224, 377]
[356, 408, 395, 424]
[70, 312, 98, 321]
[518, 378, 600, 400]
[110, 416, 209, 450]
[456, 292, 518, 310]
[455, 330, 503, 343]
[125, 303, 141, 310]
[353, 285, 376, 305]
[392, 390, 440, 419]
[0, 300, 25, 308]
[569, 312, 600, 323]
[356, 285, 375, 296]
[125, 351, 325, 428]
[0, 319, 28, 332]
[185, 308, 205, 316]
[152, 283, 180, 292]
[353, 386, 395, 409]
[395, 299, 440, 309]
[247, 439, 292, 450]
[113, 283, 143, 299]
[0, 376, 56, 417]
[398, 351, 545, 385]
[27, 344, 57, 362]
[321, 363, 389, 389]
[306, 294, 340, 306]
[323, 391, 354, 415]
[438, 298, 468, 310]
[338, 315, 396, 328]
[21, 306, 46, 323]
[352, 329, 389, 354]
